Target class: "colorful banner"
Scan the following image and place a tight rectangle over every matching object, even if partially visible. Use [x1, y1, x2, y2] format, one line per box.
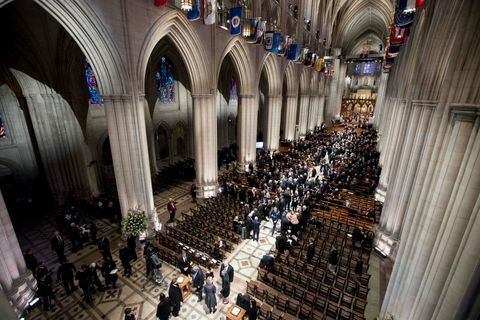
[230, 7, 242, 35]
[389, 23, 408, 44]
[245, 18, 258, 42]
[270, 32, 280, 53]
[204, 0, 216, 25]
[264, 31, 274, 50]
[286, 44, 299, 61]
[187, 0, 203, 21]
[304, 52, 312, 66]
[0, 115, 6, 138]
[395, 0, 416, 27]
[154, 0, 167, 6]
[296, 48, 309, 64]
[315, 58, 324, 72]
[277, 35, 289, 56]
[254, 20, 266, 44]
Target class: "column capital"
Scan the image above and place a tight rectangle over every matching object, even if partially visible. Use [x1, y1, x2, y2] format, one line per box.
[449, 104, 480, 122]
[191, 93, 214, 99]
[412, 100, 438, 109]
[101, 95, 133, 102]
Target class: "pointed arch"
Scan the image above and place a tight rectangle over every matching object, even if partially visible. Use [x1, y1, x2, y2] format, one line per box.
[138, 10, 210, 95]
[283, 61, 298, 96]
[0, 0, 128, 96]
[217, 37, 255, 95]
[259, 53, 282, 96]
[300, 68, 311, 96]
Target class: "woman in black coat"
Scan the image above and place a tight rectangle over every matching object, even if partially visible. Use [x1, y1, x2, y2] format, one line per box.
[168, 279, 183, 317]
[220, 261, 234, 304]
[156, 293, 171, 320]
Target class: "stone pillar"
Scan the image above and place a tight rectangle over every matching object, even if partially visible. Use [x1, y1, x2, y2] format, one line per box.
[380, 106, 480, 320]
[298, 94, 310, 138]
[264, 95, 282, 151]
[283, 95, 298, 141]
[0, 189, 36, 315]
[317, 95, 325, 127]
[192, 94, 218, 197]
[375, 102, 436, 257]
[103, 96, 156, 235]
[141, 96, 158, 176]
[374, 73, 389, 129]
[325, 49, 342, 124]
[238, 94, 258, 170]
[307, 95, 318, 131]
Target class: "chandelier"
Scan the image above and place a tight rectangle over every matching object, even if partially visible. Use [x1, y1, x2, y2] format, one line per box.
[181, 0, 192, 11]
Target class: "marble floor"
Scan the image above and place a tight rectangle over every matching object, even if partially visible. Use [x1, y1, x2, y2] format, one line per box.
[15, 181, 387, 319]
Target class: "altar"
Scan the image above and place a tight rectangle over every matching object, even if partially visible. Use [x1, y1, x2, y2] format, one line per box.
[176, 274, 192, 301]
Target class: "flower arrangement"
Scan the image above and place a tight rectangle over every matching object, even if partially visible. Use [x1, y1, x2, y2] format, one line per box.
[121, 208, 147, 236]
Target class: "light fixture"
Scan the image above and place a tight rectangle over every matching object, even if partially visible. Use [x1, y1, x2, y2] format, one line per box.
[180, 0, 193, 11]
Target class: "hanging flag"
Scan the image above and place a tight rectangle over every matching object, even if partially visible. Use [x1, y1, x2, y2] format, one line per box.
[245, 18, 258, 42]
[187, 0, 203, 21]
[416, 0, 424, 8]
[395, 0, 416, 27]
[286, 44, 299, 60]
[296, 48, 309, 64]
[154, 0, 167, 6]
[386, 44, 401, 58]
[304, 52, 313, 66]
[0, 115, 6, 138]
[315, 58, 324, 72]
[230, 7, 242, 35]
[204, 0, 216, 25]
[254, 20, 266, 44]
[389, 23, 408, 44]
[277, 35, 289, 56]
[264, 31, 274, 50]
[270, 33, 280, 53]
[310, 53, 318, 68]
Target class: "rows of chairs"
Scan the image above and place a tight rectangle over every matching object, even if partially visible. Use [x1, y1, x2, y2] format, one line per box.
[152, 158, 195, 193]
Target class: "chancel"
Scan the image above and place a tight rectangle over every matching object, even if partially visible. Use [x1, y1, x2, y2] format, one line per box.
[0, 0, 478, 319]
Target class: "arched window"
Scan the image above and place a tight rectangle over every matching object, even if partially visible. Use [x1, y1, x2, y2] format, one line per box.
[156, 56, 175, 103]
[84, 61, 101, 104]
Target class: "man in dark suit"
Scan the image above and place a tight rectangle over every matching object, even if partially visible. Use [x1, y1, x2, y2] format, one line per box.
[167, 198, 177, 223]
[119, 245, 132, 277]
[98, 236, 113, 262]
[156, 293, 171, 320]
[51, 230, 66, 263]
[57, 260, 77, 295]
[127, 234, 137, 261]
[252, 217, 260, 242]
[168, 279, 183, 317]
[220, 261, 234, 304]
[191, 264, 205, 301]
[178, 250, 191, 276]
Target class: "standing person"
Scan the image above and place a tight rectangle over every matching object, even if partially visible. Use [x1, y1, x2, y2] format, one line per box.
[51, 230, 66, 263]
[269, 207, 280, 236]
[156, 293, 171, 320]
[98, 236, 113, 262]
[306, 239, 315, 264]
[249, 299, 258, 320]
[220, 261, 234, 304]
[353, 258, 363, 292]
[168, 278, 183, 317]
[24, 249, 39, 272]
[89, 221, 98, 244]
[36, 267, 53, 311]
[68, 222, 83, 252]
[191, 265, 205, 302]
[178, 250, 191, 276]
[124, 308, 136, 320]
[88, 262, 105, 292]
[190, 184, 196, 203]
[76, 265, 93, 303]
[204, 276, 217, 314]
[119, 245, 133, 277]
[127, 234, 138, 261]
[167, 198, 177, 223]
[252, 217, 260, 242]
[57, 260, 77, 295]
[101, 259, 118, 289]
[327, 247, 339, 275]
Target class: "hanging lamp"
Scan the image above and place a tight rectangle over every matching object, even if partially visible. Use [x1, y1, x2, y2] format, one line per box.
[180, 0, 193, 11]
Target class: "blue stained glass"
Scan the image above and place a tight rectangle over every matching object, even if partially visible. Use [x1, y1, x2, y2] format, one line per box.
[0, 115, 6, 138]
[156, 56, 175, 103]
[84, 61, 101, 104]
[230, 78, 237, 101]
[354, 63, 361, 74]
[363, 62, 372, 74]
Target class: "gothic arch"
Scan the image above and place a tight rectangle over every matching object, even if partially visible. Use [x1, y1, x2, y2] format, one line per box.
[217, 38, 255, 95]
[0, 158, 22, 176]
[258, 53, 282, 96]
[0, 0, 128, 96]
[138, 10, 210, 95]
[283, 61, 298, 96]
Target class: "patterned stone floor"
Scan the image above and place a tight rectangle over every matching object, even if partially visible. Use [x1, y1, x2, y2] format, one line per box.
[15, 181, 384, 319]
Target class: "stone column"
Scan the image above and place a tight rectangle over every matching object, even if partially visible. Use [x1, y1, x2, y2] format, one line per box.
[0, 189, 36, 315]
[141, 96, 158, 176]
[238, 94, 258, 170]
[298, 94, 310, 138]
[103, 96, 156, 235]
[317, 95, 325, 127]
[380, 106, 480, 319]
[374, 73, 389, 129]
[264, 95, 282, 151]
[283, 95, 298, 141]
[192, 94, 218, 197]
[325, 49, 343, 124]
[375, 102, 436, 257]
[307, 95, 318, 131]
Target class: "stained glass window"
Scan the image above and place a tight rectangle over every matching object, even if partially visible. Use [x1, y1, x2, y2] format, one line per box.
[84, 61, 101, 104]
[156, 56, 175, 103]
[354, 63, 361, 74]
[0, 115, 6, 138]
[229, 78, 238, 101]
[363, 62, 372, 74]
